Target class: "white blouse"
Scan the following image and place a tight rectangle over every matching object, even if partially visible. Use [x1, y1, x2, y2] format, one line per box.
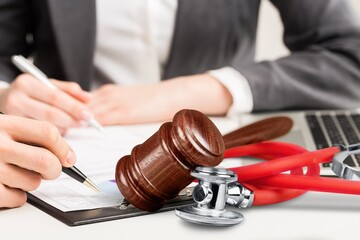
[93, 0, 253, 114]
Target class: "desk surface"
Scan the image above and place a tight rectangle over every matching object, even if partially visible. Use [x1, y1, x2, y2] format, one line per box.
[1, 115, 360, 240]
[2, 192, 360, 240]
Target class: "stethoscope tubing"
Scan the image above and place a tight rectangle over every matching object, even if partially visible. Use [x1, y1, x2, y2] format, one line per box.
[224, 141, 360, 206]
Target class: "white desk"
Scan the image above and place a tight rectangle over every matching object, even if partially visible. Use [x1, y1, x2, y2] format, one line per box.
[2, 192, 360, 240]
[1, 116, 360, 240]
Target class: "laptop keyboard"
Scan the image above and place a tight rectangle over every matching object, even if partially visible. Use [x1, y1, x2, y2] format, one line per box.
[306, 113, 360, 168]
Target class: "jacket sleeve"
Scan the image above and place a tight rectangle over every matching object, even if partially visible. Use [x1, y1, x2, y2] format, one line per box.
[0, 0, 32, 82]
[235, 0, 360, 111]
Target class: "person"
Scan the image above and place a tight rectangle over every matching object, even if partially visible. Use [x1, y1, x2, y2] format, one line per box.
[0, 0, 359, 131]
[0, 114, 76, 208]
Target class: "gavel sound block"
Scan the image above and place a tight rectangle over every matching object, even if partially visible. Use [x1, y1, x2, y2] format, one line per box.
[115, 109, 292, 211]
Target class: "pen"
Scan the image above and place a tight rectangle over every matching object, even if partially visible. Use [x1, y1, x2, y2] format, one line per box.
[11, 55, 106, 134]
[62, 166, 101, 192]
[10, 55, 102, 192]
[0, 112, 100, 192]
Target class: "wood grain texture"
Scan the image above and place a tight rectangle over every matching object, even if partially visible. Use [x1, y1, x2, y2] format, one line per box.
[115, 110, 293, 211]
[115, 109, 224, 211]
[223, 116, 293, 149]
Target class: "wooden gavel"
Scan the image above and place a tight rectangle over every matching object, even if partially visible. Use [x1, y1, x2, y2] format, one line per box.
[115, 109, 293, 211]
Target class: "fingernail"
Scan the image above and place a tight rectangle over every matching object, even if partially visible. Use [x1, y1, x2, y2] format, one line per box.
[81, 109, 94, 120]
[67, 151, 77, 165]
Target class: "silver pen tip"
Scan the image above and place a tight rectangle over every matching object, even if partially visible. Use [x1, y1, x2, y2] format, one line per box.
[84, 178, 101, 192]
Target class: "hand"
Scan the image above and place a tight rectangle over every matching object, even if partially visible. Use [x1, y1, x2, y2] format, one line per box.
[0, 74, 93, 131]
[0, 115, 76, 208]
[88, 74, 232, 125]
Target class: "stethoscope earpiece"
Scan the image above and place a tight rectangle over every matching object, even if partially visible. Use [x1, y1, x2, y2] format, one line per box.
[175, 167, 253, 226]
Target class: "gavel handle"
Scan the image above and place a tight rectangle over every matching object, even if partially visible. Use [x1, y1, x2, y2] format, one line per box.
[223, 116, 293, 149]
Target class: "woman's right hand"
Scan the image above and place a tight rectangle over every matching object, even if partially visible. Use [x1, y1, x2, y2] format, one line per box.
[0, 114, 76, 208]
[0, 74, 94, 131]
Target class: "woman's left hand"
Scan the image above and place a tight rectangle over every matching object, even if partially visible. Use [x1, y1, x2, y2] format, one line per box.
[88, 74, 233, 125]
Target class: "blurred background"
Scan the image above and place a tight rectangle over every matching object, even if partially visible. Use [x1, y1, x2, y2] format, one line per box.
[256, 0, 360, 61]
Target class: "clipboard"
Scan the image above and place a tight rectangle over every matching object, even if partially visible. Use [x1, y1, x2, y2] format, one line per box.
[24, 125, 197, 226]
[27, 192, 194, 226]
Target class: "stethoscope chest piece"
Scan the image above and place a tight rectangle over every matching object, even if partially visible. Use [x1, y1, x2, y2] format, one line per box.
[175, 167, 252, 226]
[175, 204, 243, 227]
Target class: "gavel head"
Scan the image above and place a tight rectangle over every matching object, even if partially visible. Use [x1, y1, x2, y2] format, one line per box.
[115, 109, 225, 211]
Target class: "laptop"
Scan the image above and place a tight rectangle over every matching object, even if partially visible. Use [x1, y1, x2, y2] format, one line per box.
[232, 109, 360, 176]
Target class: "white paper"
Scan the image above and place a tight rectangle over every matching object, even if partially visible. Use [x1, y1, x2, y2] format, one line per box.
[29, 118, 241, 212]
[30, 124, 160, 212]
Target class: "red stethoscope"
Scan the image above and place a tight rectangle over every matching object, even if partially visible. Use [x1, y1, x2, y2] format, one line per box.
[226, 141, 360, 206]
[175, 141, 360, 226]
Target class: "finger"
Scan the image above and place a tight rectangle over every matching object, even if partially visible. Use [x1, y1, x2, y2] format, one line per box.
[20, 97, 78, 128]
[30, 89, 90, 121]
[0, 115, 77, 169]
[58, 127, 68, 136]
[52, 80, 92, 103]
[0, 184, 27, 208]
[0, 87, 78, 128]
[87, 89, 107, 107]
[0, 90, 30, 117]
[12, 75, 90, 121]
[88, 99, 114, 118]
[1, 140, 62, 179]
[87, 87, 116, 117]
[88, 99, 121, 126]
[18, 78, 91, 121]
[95, 111, 121, 125]
[0, 162, 41, 191]
[91, 104, 125, 125]
[89, 84, 114, 102]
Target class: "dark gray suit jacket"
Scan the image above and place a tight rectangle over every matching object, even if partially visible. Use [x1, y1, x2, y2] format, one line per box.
[0, 0, 360, 111]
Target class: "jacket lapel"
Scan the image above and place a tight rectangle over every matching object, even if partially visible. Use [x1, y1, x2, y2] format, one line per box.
[163, 0, 257, 80]
[163, 0, 230, 79]
[47, 0, 96, 90]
